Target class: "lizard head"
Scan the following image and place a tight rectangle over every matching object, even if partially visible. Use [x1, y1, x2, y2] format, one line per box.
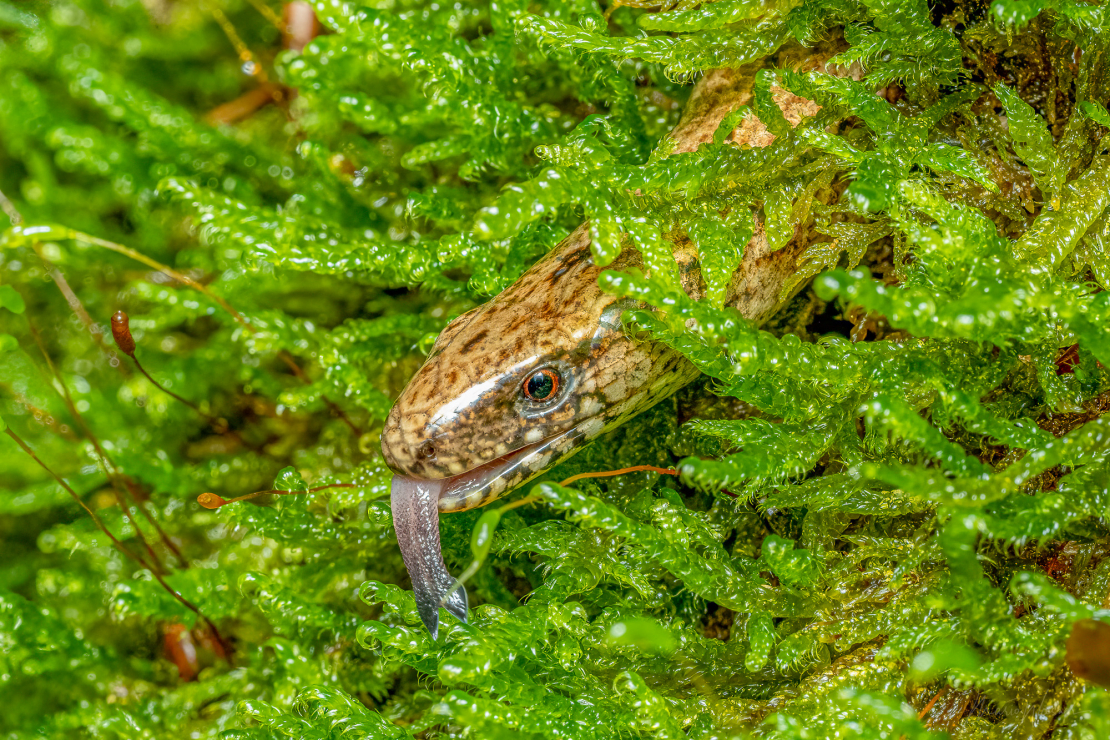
[382, 229, 687, 512]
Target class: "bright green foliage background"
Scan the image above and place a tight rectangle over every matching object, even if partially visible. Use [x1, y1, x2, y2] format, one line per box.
[3, 0, 1110, 737]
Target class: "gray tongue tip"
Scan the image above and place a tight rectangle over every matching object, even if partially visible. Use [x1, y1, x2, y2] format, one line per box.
[389, 473, 468, 639]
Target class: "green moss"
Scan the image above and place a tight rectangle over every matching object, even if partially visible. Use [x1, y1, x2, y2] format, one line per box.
[3, 0, 1110, 738]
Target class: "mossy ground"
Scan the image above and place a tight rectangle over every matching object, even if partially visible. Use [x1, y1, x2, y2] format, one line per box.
[3, 0, 1110, 738]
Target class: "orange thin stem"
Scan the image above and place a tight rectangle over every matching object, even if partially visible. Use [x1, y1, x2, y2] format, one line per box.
[205, 83, 282, 125]
[559, 465, 679, 487]
[918, 686, 948, 721]
[499, 494, 541, 512]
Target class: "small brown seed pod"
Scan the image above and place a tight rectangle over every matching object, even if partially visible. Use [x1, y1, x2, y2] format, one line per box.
[111, 310, 136, 356]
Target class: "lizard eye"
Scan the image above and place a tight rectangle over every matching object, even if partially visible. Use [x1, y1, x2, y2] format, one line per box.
[522, 368, 560, 402]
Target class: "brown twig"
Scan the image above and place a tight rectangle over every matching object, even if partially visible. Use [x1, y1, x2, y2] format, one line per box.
[204, 2, 321, 125]
[204, 2, 321, 126]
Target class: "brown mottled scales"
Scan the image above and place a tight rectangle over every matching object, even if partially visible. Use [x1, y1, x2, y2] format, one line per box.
[383, 39, 847, 513]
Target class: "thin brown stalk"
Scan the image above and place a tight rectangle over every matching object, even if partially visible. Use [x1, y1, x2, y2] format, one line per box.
[275, 351, 362, 435]
[134, 360, 203, 413]
[321, 396, 362, 435]
[29, 262, 187, 561]
[558, 465, 680, 487]
[5, 425, 230, 657]
[119, 476, 187, 565]
[147, 566, 232, 657]
[18, 226, 363, 436]
[5, 426, 144, 567]
[73, 231, 360, 434]
[111, 311, 266, 454]
[128, 353, 263, 453]
[27, 323, 168, 574]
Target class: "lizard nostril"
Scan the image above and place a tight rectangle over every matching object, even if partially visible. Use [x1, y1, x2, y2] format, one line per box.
[416, 441, 436, 460]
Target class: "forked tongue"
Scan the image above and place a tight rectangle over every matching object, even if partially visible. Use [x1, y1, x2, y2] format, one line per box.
[390, 474, 468, 639]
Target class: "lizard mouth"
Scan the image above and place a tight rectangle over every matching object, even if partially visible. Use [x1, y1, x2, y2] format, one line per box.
[433, 431, 578, 511]
[388, 428, 583, 639]
[433, 439, 547, 511]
